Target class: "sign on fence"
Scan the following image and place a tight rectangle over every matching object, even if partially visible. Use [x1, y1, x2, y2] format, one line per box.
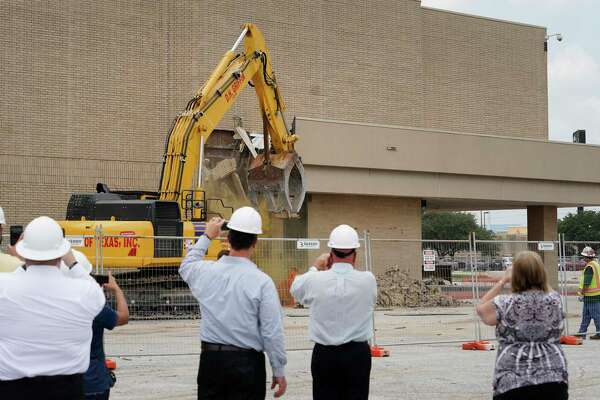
[296, 239, 320, 250]
[66, 236, 85, 247]
[423, 249, 436, 271]
[537, 241, 555, 251]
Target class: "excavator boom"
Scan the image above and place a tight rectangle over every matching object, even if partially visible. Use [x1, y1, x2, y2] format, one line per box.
[159, 24, 306, 219]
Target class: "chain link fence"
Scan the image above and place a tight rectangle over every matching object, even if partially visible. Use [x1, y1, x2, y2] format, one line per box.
[368, 238, 477, 346]
[3, 227, 593, 355]
[472, 239, 561, 340]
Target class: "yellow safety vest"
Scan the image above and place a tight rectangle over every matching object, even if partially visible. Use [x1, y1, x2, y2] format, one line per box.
[579, 260, 600, 296]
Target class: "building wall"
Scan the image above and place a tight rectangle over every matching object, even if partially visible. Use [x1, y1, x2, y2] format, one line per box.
[307, 194, 422, 277]
[422, 8, 548, 138]
[1, 0, 547, 227]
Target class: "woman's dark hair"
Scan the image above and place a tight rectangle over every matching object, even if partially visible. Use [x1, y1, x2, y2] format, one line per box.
[227, 229, 257, 251]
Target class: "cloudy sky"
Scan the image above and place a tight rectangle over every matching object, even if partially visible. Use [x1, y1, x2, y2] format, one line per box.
[421, 0, 600, 228]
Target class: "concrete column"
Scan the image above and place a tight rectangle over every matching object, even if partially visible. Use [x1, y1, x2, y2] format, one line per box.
[527, 205, 558, 289]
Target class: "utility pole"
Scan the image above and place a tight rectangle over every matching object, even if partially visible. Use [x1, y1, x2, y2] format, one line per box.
[573, 130, 586, 215]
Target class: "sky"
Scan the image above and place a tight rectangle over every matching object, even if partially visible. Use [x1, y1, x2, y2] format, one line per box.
[421, 0, 600, 228]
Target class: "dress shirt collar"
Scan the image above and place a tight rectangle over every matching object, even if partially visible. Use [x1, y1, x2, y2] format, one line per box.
[331, 263, 354, 273]
[219, 255, 257, 268]
[24, 265, 61, 274]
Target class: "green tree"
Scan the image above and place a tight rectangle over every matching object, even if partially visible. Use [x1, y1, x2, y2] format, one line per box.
[422, 211, 496, 257]
[422, 211, 495, 241]
[558, 210, 600, 241]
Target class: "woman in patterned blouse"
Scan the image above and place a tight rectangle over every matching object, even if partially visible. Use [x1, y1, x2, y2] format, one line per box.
[476, 251, 568, 400]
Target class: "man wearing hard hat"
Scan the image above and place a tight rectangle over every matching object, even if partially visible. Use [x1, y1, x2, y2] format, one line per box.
[576, 246, 600, 340]
[0, 216, 106, 398]
[179, 207, 287, 399]
[290, 224, 378, 400]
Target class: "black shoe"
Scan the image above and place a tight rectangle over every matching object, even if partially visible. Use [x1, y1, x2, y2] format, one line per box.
[574, 333, 587, 339]
[590, 334, 600, 340]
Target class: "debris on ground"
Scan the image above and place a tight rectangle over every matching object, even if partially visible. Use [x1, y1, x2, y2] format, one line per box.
[376, 266, 459, 308]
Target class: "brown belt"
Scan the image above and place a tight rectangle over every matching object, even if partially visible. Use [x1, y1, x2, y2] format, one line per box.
[201, 342, 256, 352]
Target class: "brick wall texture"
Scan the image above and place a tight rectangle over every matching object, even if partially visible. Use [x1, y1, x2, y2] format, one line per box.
[1, 0, 547, 229]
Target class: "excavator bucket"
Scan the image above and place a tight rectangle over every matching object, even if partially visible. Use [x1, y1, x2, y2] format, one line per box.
[247, 152, 306, 217]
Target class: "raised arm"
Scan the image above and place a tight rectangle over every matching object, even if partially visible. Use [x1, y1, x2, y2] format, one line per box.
[179, 218, 223, 286]
[104, 272, 129, 326]
[290, 253, 329, 305]
[475, 267, 511, 326]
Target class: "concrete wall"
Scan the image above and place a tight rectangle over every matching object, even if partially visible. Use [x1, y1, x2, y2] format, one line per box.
[297, 118, 600, 208]
[1, 0, 548, 226]
[307, 194, 422, 276]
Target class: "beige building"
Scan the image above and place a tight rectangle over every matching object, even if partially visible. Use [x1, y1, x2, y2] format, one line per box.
[2, 1, 599, 282]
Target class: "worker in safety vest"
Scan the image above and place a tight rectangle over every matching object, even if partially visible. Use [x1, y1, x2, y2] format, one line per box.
[576, 246, 600, 340]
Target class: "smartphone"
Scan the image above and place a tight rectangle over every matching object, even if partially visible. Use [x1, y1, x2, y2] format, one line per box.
[221, 220, 230, 231]
[10, 225, 23, 246]
[92, 274, 109, 285]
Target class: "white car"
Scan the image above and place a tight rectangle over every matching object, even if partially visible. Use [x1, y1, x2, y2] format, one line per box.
[502, 256, 513, 268]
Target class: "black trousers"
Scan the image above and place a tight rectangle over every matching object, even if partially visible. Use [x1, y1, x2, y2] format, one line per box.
[311, 341, 372, 400]
[494, 382, 568, 400]
[0, 373, 84, 400]
[85, 389, 110, 400]
[197, 348, 266, 400]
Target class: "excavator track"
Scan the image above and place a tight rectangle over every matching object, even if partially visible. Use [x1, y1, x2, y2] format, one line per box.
[111, 268, 200, 320]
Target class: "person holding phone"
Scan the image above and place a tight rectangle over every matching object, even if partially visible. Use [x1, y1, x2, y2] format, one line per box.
[0, 216, 24, 273]
[0, 216, 105, 399]
[290, 224, 378, 400]
[179, 207, 287, 399]
[84, 271, 129, 400]
[476, 251, 568, 400]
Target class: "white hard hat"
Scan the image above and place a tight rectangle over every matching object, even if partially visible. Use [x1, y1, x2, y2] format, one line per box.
[16, 216, 71, 261]
[581, 246, 596, 257]
[327, 224, 360, 249]
[227, 207, 263, 235]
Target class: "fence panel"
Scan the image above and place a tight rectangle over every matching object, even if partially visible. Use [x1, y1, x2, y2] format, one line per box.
[368, 238, 478, 346]
[473, 239, 561, 340]
[4, 229, 585, 351]
[96, 233, 368, 356]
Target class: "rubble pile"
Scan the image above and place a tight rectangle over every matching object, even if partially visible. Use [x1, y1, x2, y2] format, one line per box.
[376, 266, 459, 308]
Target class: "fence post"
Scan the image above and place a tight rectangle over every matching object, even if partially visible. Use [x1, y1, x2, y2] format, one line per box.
[470, 232, 482, 341]
[99, 224, 104, 274]
[363, 231, 377, 347]
[94, 225, 100, 274]
[559, 233, 570, 334]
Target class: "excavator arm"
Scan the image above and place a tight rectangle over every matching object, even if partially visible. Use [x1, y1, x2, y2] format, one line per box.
[159, 23, 305, 220]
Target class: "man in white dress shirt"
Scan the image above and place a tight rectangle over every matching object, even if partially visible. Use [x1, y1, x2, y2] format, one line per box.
[0, 216, 105, 399]
[290, 224, 378, 400]
[179, 207, 287, 399]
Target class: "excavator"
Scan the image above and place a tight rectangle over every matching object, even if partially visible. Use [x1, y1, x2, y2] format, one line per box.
[58, 24, 306, 315]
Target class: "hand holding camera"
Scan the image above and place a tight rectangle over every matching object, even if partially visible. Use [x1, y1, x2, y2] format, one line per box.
[205, 217, 228, 240]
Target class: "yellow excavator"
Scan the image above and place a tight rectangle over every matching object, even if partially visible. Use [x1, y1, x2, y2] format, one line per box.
[59, 23, 306, 274]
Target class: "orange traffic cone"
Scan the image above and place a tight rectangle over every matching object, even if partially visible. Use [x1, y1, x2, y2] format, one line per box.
[560, 335, 583, 345]
[105, 358, 117, 370]
[462, 340, 495, 351]
[370, 345, 390, 357]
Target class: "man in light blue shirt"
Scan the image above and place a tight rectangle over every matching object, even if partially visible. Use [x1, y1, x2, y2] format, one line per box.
[179, 207, 287, 399]
[291, 224, 377, 400]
